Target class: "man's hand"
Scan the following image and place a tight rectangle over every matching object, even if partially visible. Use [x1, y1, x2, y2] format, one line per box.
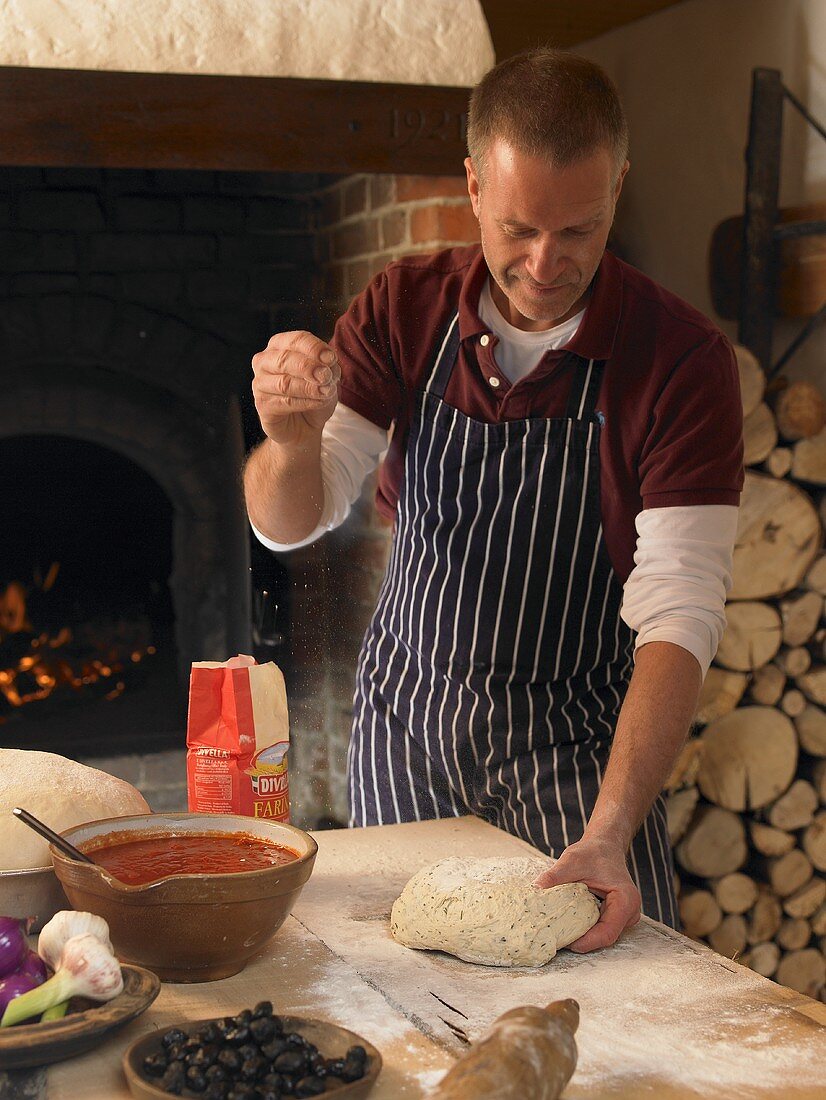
[533, 837, 641, 952]
[252, 330, 341, 448]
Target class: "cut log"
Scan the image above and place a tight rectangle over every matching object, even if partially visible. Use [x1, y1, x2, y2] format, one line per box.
[729, 472, 821, 599]
[774, 381, 826, 441]
[775, 948, 826, 998]
[750, 821, 797, 857]
[805, 554, 826, 596]
[796, 666, 826, 706]
[795, 706, 826, 758]
[767, 849, 813, 898]
[750, 663, 786, 706]
[747, 890, 783, 945]
[679, 889, 722, 938]
[777, 647, 812, 677]
[781, 689, 807, 717]
[743, 402, 778, 465]
[708, 914, 748, 959]
[814, 760, 826, 802]
[675, 805, 748, 878]
[742, 941, 780, 977]
[712, 872, 759, 915]
[665, 739, 705, 791]
[813, 903, 826, 936]
[777, 917, 812, 951]
[695, 668, 748, 725]
[734, 344, 765, 418]
[792, 426, 826, 486]
[783, 877, 826, 920]
[697, 707, 798, 811]
[780, 591, 824, 646]
[764, 446, 793, 478]
[803, 811, 826, 871]
[716, 602, 782, 671]
[768, 779, 819, 831]
[665, 786, 699, 845]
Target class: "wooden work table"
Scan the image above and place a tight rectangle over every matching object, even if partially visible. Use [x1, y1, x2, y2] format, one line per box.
[3, 817, 825, 1099]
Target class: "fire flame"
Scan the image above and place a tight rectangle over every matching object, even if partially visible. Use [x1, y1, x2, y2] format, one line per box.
[0, 565, 154, 721]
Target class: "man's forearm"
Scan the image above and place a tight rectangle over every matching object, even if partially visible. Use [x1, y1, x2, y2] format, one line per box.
[243, 436, 325, 545]
[583, 641, 703, 852]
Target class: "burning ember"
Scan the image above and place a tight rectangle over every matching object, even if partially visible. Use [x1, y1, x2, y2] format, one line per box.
[0, 564, 155, 723]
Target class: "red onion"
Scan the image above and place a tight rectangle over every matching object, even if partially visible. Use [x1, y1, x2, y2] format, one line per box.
[0, 917, 27, 980]
[0, 972, 40, 1016]
[18, 950, 48, 984]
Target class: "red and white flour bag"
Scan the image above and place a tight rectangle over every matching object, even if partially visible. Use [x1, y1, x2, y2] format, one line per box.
[186, 654, 290, 821]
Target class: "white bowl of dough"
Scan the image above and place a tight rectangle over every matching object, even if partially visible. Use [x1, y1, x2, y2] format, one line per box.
[0, 748, 150, 932]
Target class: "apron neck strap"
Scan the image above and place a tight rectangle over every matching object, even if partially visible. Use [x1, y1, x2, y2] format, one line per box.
[564, 357, 604, 420]
[424, 312, 461, 399]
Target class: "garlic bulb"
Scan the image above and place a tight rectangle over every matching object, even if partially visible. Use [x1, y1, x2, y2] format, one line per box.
[37, 911, 112, 971]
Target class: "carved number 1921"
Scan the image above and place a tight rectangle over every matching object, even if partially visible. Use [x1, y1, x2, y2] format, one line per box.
[390, 108, 467, 147]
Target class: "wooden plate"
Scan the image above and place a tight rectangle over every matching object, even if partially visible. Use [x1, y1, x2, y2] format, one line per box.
[123, 1014, 382, 1099]
[0, 965, 161, 1070]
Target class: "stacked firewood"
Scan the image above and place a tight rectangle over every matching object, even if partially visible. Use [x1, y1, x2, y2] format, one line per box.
[667, 346, 826, 1002]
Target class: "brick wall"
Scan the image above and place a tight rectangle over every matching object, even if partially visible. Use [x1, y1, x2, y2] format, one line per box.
[283, 172, 479, 827]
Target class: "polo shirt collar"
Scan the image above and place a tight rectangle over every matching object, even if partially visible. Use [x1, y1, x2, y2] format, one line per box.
[458, 247, 623, 361]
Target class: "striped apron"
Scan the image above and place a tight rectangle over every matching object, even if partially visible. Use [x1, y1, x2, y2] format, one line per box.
[347, 312, 678, 927]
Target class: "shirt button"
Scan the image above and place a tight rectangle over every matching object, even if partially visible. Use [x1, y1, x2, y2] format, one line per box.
[480, 333, 490, 347]
[489, 376, 500, 388]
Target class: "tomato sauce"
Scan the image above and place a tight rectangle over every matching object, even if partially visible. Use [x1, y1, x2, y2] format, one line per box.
[81, 832, 300, 885]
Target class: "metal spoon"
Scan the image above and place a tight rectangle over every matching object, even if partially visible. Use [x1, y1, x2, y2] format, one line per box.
[12, 807, 97, 865]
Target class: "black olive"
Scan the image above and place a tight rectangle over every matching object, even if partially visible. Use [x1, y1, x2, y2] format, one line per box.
[225, 1025, 251, 1046]
[205, 1064, 228, 1083]
[203, 1085, 228, 1100]
[249, 1016, 277, 1044]
[324, 1059, 345, 1077]
[226, 1087, 257, 1100]
[217, 1048, 243, 1073]
[240, 1055, 266, 1082]
[270, 1015, 285, 1034]
[260, 1037, 289, 1061]
[273, 1050, 307, 1075]
[161, 1028, 189, 1049]
[165, 1042, 187, 1063]
[198, 1023, 223, 1045]
[142, 1052, 168, 1078]
[252, 1001, 274, 1018]
[346, 1045, 367, 1065]
[238, 1043, 260, 1062]
[257, 1091, 282, 1100]
[185, 1065, 208, 1093]
[285, 1032, 309, 1049]
[189, 1044, 219, 1068]
[259, 1072, 284, 1090]
[340, 1054, 366, 1082]
[160, 1062, 186, 1095]
[307, 1053, 326, 1077]
[235, 1008, 254, 1026]
[294, 1077, 326, 1098]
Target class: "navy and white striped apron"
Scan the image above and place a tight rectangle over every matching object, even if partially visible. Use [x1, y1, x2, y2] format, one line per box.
[347, 312, 678, 927]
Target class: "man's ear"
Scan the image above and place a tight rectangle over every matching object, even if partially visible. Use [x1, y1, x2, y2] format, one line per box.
[613, 159, 630, 203]
[465, 156, 481, 218]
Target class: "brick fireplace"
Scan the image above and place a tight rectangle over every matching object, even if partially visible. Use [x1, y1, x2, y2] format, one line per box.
[0, 159, 479, 823]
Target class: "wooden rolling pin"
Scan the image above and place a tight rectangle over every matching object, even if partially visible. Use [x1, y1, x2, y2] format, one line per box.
[429, 999, 579, 1099]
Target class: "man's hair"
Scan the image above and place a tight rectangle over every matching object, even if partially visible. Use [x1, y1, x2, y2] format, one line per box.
[467, 47, 629, 181]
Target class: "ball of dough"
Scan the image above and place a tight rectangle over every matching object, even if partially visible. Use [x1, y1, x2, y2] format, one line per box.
[390, 856, 600, 967]
[0, 749, 150, 869]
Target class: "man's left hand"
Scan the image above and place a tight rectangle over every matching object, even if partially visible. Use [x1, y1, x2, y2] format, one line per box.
[533, 838, 641, 952]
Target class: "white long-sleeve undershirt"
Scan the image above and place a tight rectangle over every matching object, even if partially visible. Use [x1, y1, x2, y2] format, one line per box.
[250, 402, 736, 677]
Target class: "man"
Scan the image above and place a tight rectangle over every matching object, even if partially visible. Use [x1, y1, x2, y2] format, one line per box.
[245, 48, 743, 952]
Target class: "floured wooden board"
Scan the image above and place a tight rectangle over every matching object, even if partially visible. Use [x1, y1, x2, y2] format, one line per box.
[291, 818, 826, 1099]
[27, 818, 826, 1099]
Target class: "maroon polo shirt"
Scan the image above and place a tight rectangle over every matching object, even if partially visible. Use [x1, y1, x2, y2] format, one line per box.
[332, 245, 744, 584]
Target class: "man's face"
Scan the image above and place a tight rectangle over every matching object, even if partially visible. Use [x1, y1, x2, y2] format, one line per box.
[465, 140, 627, 332]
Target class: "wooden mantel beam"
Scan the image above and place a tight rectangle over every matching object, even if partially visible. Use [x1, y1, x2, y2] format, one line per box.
[0, 65, 470, 176]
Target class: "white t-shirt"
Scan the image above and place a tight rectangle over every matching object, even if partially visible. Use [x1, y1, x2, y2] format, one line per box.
[250, 281, 737, 675]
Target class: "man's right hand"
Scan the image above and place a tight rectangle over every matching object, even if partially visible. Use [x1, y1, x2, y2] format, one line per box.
[251, 330, 341, 448]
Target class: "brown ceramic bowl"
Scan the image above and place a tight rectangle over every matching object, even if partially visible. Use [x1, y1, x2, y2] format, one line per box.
[49, 812, 317, 983]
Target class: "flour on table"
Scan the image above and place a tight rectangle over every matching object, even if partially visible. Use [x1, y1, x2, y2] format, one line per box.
[390, 856, 599, 967]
